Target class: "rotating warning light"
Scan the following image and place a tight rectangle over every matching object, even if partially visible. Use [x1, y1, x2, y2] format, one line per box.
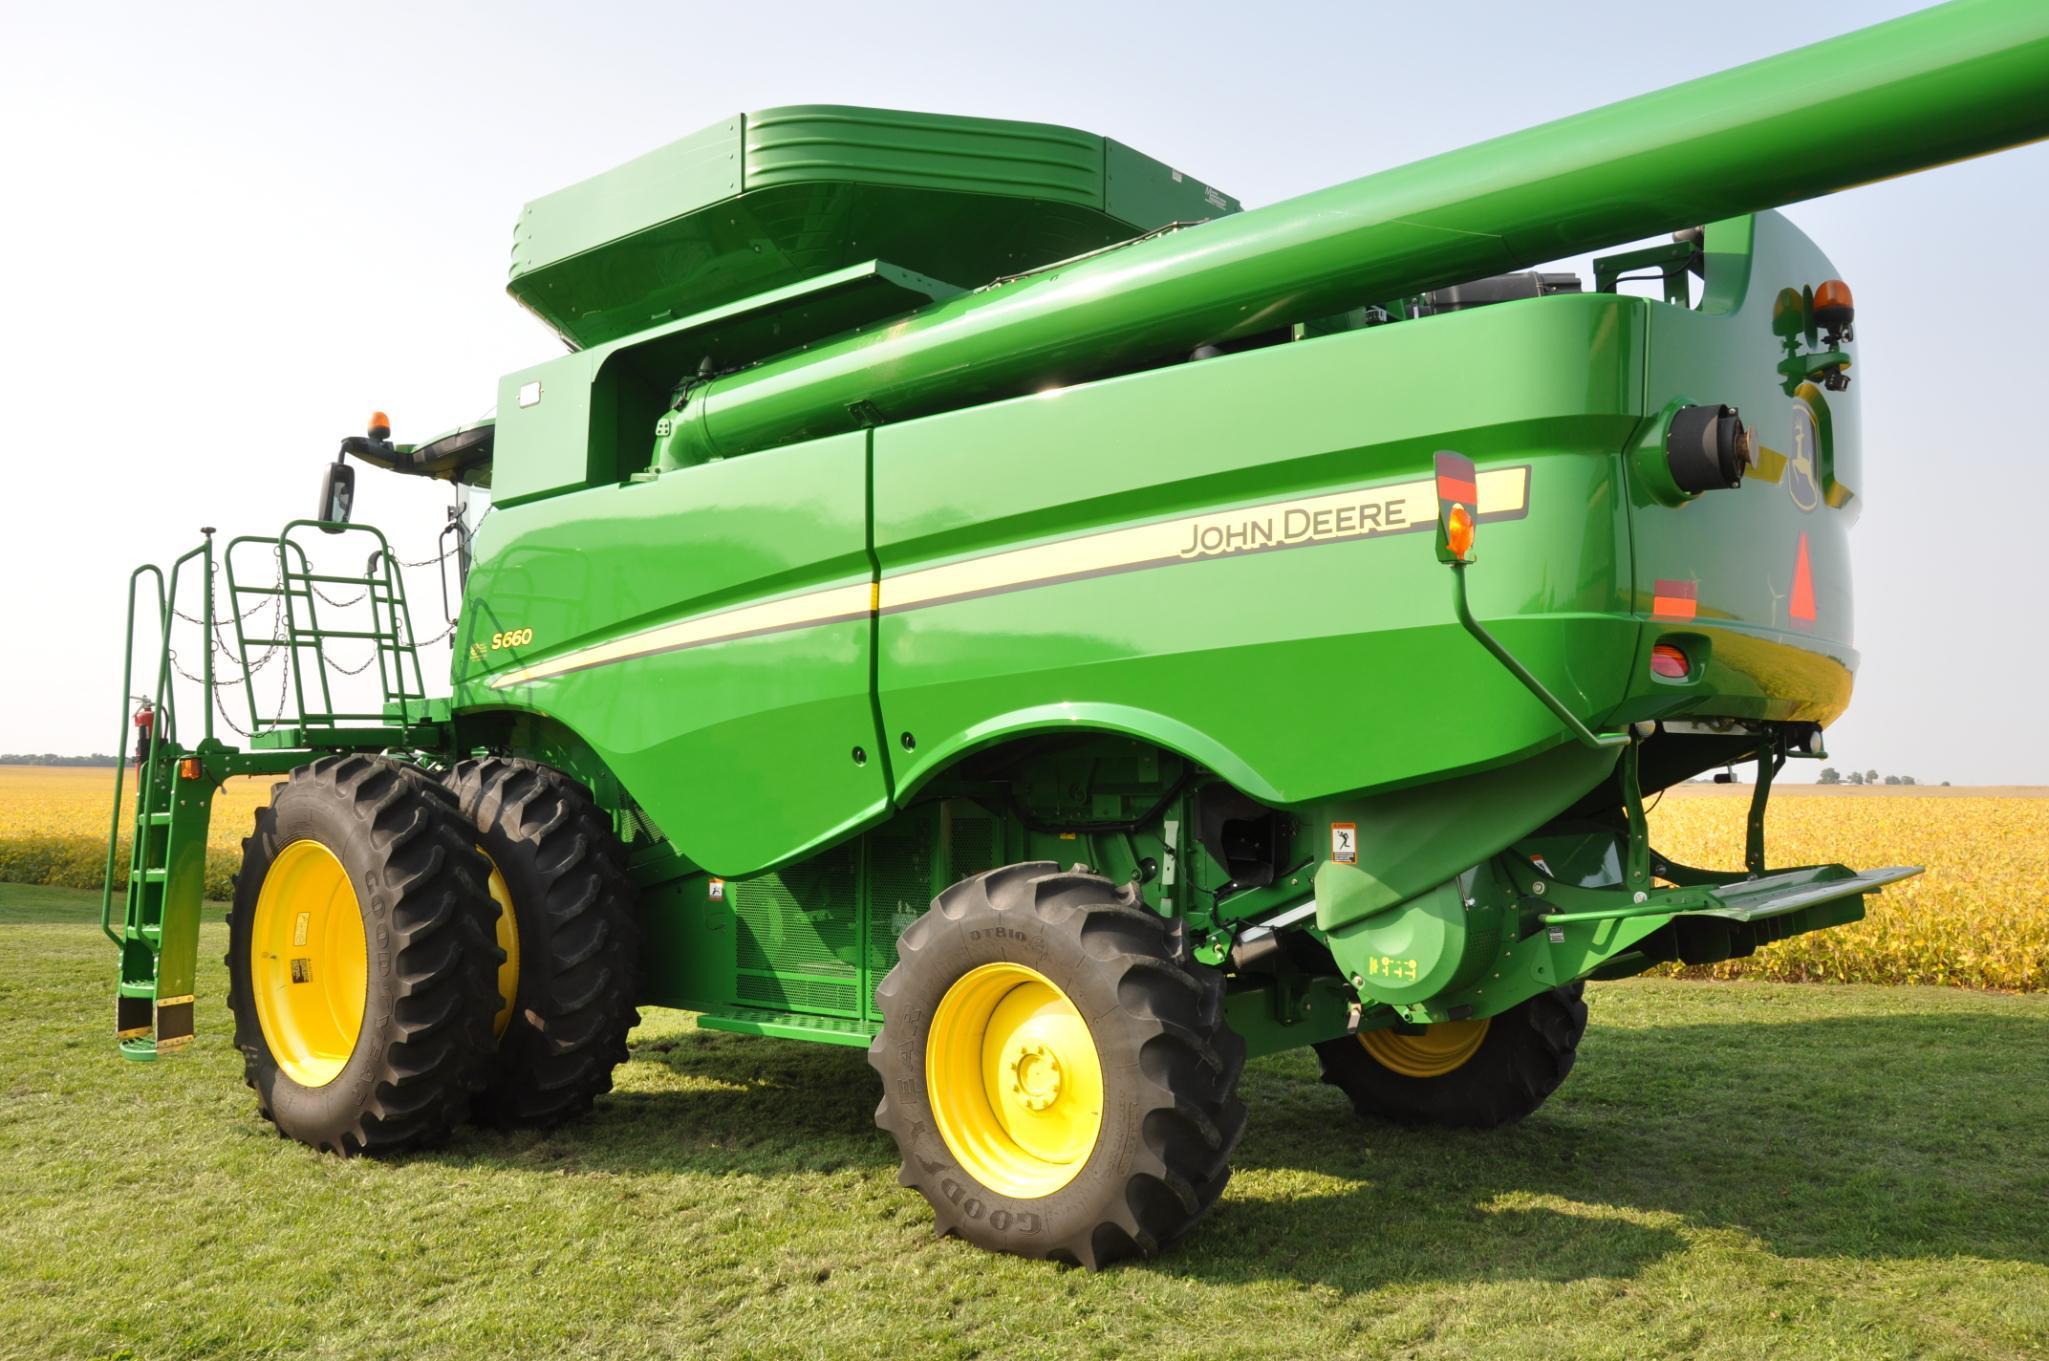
[1813, 279, 1855, 347]
[368, 411, 392, 440]
[1813, 279, 1854, 330]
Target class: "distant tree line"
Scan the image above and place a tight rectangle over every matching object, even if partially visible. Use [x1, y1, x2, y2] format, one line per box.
[0, 753, 120, 766]
[1817, 768, 1946, 786]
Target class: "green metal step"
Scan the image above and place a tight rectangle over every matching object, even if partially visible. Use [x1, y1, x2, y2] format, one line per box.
[1696, 864, 1922, 921]
[110, 745, 214, 1062]
[693, 1006, 877, 1048]
[1537, 862, 1922, 926]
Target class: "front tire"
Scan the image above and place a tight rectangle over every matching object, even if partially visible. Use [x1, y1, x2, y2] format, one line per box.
[225, 755, 502, 1154]
[871, 863, 1246, 1269]
[1314, 983, 1587, 1128]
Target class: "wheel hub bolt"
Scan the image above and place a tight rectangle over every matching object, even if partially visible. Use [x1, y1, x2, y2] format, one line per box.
[1008, 1041, 1062, 1111]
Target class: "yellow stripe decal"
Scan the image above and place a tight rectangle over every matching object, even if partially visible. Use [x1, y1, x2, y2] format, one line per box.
[490, 581, 874, 689]
[883, 467, 1528, 612]
[488, 466, 1530, 689]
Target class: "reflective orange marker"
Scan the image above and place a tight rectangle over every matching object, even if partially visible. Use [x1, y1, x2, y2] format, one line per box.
[1789, 533, 1816, 627]
[177, 756, 203, 781]
[1444, 504, 1475, 560]
[1651, 578, 1698, 621]
[1434, 449, 1479, 563]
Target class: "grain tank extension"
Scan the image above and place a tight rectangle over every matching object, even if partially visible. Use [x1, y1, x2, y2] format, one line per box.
[106, 1, 2049, 1267]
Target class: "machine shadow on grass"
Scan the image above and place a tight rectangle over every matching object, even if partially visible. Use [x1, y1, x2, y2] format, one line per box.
[424, 1004, 2049, 1289]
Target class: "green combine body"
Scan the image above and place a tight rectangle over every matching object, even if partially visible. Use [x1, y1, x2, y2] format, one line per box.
[107, 0, 2049, 1267]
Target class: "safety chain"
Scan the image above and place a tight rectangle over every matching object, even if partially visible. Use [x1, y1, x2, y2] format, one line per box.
[167, 646, 291, 741]
[159, 539, 461, 738]
[311, 584, 367, 608]
[199, 568, 285, 672]
[172, 594, 271, 625]
[397, 543, 455, 569]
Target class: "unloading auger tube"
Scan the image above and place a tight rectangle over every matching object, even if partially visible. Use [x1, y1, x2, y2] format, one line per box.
[659, 0, 2049, 465]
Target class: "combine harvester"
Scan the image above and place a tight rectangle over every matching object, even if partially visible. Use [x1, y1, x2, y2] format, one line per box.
[107, 1, 2048, 1266]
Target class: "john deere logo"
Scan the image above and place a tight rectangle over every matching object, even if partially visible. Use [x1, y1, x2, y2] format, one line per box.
[1787, 400, 1821, 512]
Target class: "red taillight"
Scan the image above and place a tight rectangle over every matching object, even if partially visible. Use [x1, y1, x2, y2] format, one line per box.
[1649, 644, 1690, 680]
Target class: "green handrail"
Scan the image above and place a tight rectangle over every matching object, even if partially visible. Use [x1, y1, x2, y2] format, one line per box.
[101, 564, 166, 947]
[1449, 562, 1629, 752]
[223, 521, 429, 735]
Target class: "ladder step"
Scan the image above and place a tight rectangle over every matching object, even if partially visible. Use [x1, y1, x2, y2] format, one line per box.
[140, 811, 173, 825]
[138, 867, 169, 882]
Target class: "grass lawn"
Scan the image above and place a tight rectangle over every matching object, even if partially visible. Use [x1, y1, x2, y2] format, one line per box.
[3, 883, 2045, 1361]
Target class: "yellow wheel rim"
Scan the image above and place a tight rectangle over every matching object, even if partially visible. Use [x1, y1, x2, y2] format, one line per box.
[483, 852, 519, 1040]
[250, 839, 368, 1088]
[926, 962, 1103, 1199]
[1359, 1017, 1491, 1078]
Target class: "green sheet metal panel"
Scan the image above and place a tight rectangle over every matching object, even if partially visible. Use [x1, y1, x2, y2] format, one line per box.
[493, 348, 599, 506]
[492, 261, 961, 506]
[741, 105, 1104, 204]
[1105, 137, 1234, 226]
[506, 105, 1239, 350]
[870, 291, 1645, 809]
[628, 798, 1007, 1025]
[1624, 210, 1859, 727]
[453, 430, 889, 876]
[512, 117, 744, 278]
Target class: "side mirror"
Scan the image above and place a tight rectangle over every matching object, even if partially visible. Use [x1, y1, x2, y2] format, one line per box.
[318, 460, 356, 532]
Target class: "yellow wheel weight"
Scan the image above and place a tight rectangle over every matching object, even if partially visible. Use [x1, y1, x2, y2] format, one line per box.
[1358, 1016, 1491, 1078]
[926, 962, 1103, 1199]
[249, 839, 369, 1088]
[482, 852, 520, 1040]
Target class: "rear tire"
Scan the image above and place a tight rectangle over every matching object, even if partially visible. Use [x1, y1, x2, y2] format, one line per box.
[1314, 983, 1587, 1128]
[225, 755, 501, 1154]
[448, 758, 641, 1128]
[871, 862, 1246, 1269]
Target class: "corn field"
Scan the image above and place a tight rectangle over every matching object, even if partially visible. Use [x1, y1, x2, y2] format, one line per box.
[2, 766, 2042, 990]
[0, 766, 270, 902]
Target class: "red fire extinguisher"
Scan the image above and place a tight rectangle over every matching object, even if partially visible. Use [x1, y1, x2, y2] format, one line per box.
[132, 703, 155, 774]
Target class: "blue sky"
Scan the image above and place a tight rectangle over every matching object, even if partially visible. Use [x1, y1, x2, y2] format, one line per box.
[1, 0, 2042, 782]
